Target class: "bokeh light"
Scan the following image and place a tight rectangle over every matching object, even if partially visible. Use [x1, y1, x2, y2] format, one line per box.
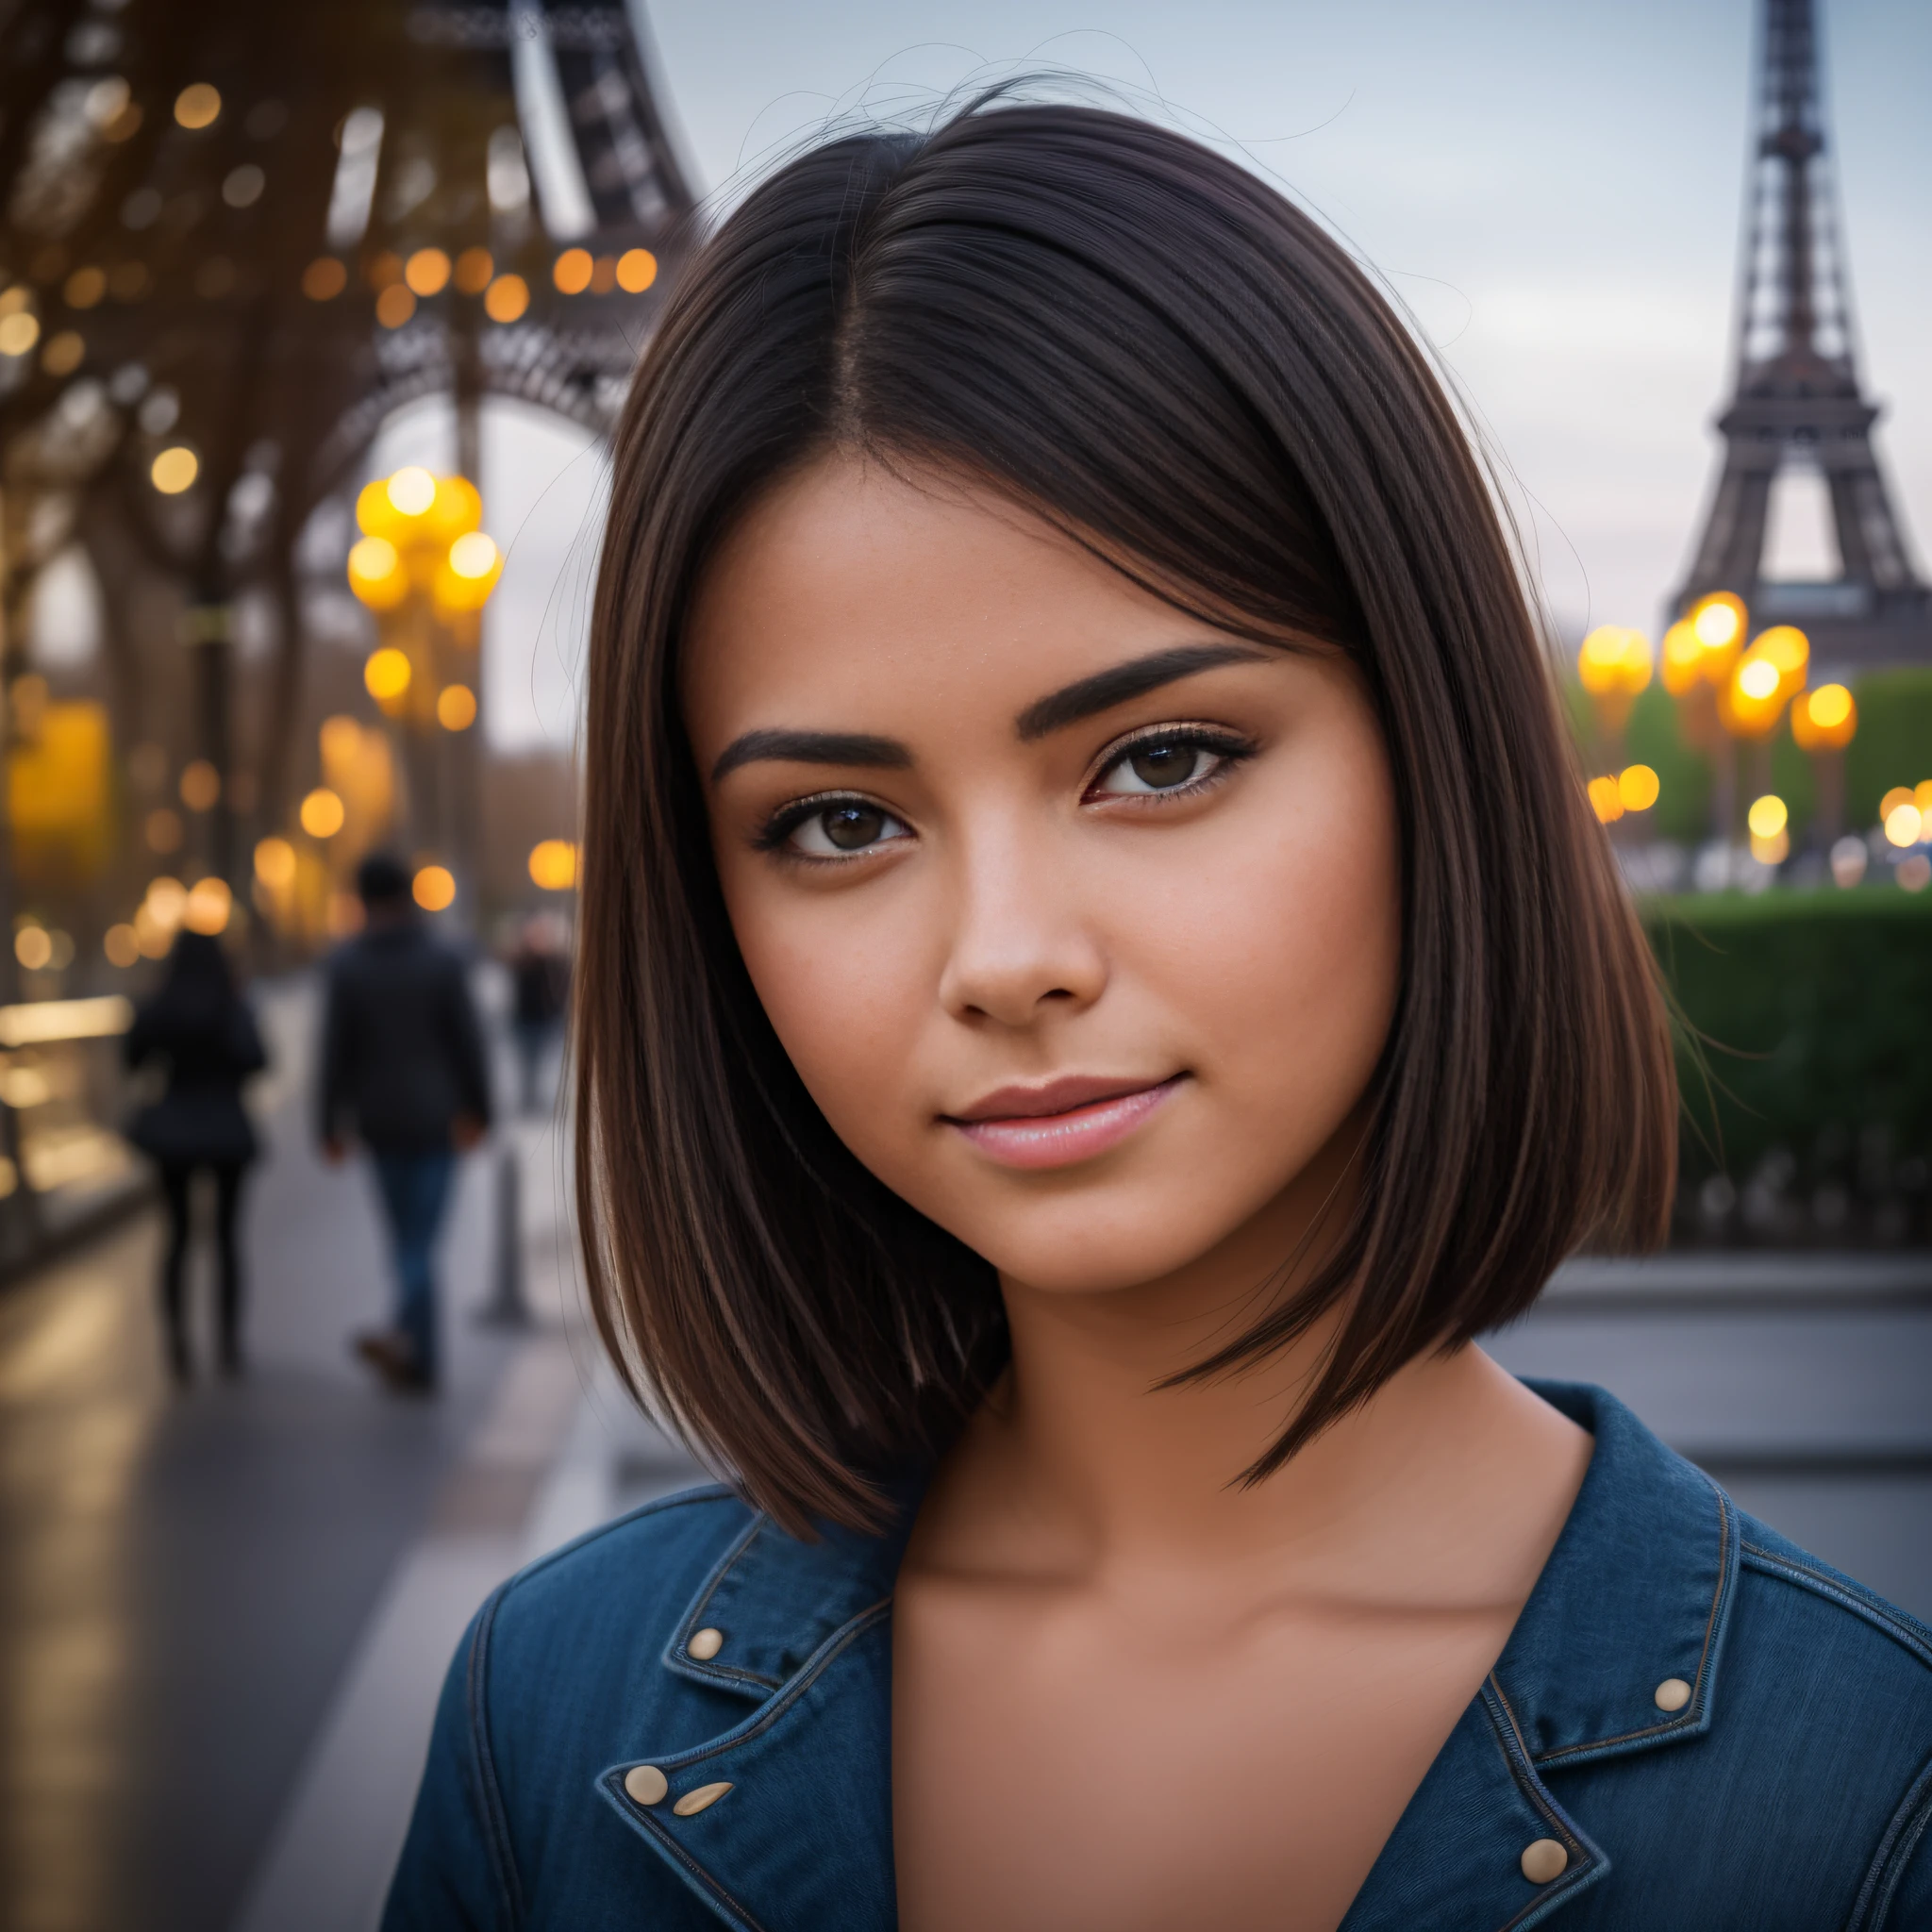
[1746, 794, 1788, 841]
[455, 247, 494, 294]
[299, 787, 345, 839]
[528, 840, 579, 890]
[412, 864, 457, 911]
[303, 258, 347, 300]
[436, 684, 476, 731]
[616, 247, 658, 292]
[363, 646, 411, 701]
[387, 467, 436, 515]
[14, 925, 52, 971]
[405, 248, 452, 296]
[484, 274, 528, 323]
[174, 83, 222, 129]
[151, 446, 199, 493]
[103, 924, 140, 968]
[184, 877, 232, 935]
[375, 284, 416, 328]
[254, 837, 296, 890]
[178, 759, 221, 811]
[552, 247, 592, 294]
[1618, 764, 1660, 812]
[1885, 802, 1923, 848]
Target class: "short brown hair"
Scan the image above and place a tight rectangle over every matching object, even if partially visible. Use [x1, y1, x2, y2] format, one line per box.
[575, 102, 1675, 1536]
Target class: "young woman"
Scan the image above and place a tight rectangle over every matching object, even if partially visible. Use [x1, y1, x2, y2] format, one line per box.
[386, 105, 1932, 1929]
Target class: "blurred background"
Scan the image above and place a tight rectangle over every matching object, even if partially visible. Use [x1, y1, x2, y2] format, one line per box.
[0, 1, 1925, 1926]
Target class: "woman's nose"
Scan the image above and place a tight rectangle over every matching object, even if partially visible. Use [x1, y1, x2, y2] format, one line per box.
[936, 826, 1108, 1028]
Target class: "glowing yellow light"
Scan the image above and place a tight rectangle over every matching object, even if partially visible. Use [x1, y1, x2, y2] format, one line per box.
[387, 467, 436, 516]
[1746, 794, 1788, 840]
[484, 274, 528, 324]
[0, 311, 40, 357]
[1880, 786, 1915, 822]
[42, 330, 83, 375]
[1692, 597, 1742, 649]
[1618, 764, 1660, 811]
[455, 247, 494, 294]
[104, 924, 140, 968]
[1792, 681, 1856, 753]
[528, 839, 579, 890]
[405, 248, 451, 296]
[145, 876, 188, 926]
[1660, 621, 1703, 695]
[553, 247, 593, 294]
[363, 647, 411, 701]
[175, 83, 222, 129]
[1586, 776, 1623, 824]
[1737, 658, 1779, 701]
[436, 684, 477, 731]
[616, 247, 658, 293]
[64, 266, 106, 309]
[1750, 828, 1790, 866]
[1916, 781, 1932, 817]
[319, 716, 361, 768]
[299, 787, 346, 839]
[179, 759, 221, 811]
[254, 837, 297, 890]
[447, 531, 497, 579]
[375, 284, 416, 328]
[1885, 803, 1923, 848]
[151, 445, 199, 493]
[14, 926, 52, 971]
[303, 257, 347, 301]
[184, 876, 232, 935]
[412, 864, 457, 911]
[347, 534, 408, 610]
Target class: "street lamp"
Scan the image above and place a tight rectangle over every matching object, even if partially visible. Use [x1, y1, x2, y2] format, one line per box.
[1790, 681, 1857, 843]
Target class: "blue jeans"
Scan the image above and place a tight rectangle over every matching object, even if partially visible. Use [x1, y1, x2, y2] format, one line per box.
[370, 1150, 457, 1381]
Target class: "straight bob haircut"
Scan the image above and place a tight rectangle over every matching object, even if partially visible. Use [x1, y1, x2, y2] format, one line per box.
[576, 101, 1676, 1537]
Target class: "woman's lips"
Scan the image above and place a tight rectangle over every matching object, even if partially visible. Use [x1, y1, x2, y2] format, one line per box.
[944, 1074, 1185, 1171]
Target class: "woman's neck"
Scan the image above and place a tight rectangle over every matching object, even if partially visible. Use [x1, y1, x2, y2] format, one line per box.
[932, 1184, 1591, 1610]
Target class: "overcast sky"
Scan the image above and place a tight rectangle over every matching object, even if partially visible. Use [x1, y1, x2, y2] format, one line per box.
[475, 0, 1931, 747]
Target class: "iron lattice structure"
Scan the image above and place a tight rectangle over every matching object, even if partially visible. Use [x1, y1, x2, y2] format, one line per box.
[0, 0, 696, 891]
[1671, 0, 1929, 669]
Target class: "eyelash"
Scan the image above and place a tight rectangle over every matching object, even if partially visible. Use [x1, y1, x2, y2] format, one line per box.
[753, 723, 1257, 861]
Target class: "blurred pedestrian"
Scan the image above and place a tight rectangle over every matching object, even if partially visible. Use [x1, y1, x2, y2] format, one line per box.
[507, 912, 571, 1114]
[319, 853, 491, 1393]
[124, 927, 268, 1382]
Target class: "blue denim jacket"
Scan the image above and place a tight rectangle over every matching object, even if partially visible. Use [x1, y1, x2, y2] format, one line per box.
[385, 1382, 1932, 1929]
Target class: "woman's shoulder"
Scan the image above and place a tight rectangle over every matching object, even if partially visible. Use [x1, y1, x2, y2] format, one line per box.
[484, 1481, 756, 1668]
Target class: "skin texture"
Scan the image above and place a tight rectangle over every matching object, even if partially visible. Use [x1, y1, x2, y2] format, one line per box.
[684, 455, 1593, 1932]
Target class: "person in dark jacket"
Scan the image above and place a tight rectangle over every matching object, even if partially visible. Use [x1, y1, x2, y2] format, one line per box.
[319, 853, 491, 1393]
[124, 927, 268, 1381]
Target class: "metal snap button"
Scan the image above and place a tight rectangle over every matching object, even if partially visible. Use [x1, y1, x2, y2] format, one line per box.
[624, 1764, 668, 1806]
[688, 1626, 724, 1660]
[673, 1780, 733, 1817]
[1654, 1676, 1691, 1712]
[1521, 1839, 1568, 1884]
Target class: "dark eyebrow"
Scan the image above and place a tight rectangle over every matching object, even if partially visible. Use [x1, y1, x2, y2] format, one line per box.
[1014, 642, 1272, 741]
[709, 728, 912, 785]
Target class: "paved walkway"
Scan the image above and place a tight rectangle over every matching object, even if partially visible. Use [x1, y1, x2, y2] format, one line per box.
[1, 974, 1927, 1931]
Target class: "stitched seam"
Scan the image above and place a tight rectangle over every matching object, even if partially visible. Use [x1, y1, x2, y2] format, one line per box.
[669, 1599, 894, 1759]
[667, 1516, 770, 1687]
[612, 1788, 771, 1932]
[1479, 1680, 1600, 1931]
[1741, 1542, 1932, 1674]
[1534, 1481, 1734, 1765]
[1845, 1749, 1932, 1932]
[465, 1586, 525, 1926]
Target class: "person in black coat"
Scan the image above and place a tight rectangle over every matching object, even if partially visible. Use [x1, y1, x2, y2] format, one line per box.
[124, 928, 269, 1381]
[318, 853, 491, 1393]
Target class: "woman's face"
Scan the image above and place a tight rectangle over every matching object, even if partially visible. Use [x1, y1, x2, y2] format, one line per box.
[684, 456, 1401, 1300]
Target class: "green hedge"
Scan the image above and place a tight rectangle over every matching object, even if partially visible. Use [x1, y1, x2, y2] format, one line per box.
[1645, 890, 1932, 1181]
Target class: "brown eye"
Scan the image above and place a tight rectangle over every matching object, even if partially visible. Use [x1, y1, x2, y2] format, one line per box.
[1094, 739, 1224, 797]
[781, 798, 911, 858]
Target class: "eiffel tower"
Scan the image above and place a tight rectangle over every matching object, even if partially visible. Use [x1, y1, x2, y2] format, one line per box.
[1672, 0, 1930, 669]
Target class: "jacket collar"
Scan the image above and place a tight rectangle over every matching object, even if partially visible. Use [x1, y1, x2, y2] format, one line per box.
[597, 1380, 1739, 1932]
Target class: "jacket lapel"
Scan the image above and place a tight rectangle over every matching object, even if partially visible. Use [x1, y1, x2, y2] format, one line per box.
[596, 1496, 918, 1931]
